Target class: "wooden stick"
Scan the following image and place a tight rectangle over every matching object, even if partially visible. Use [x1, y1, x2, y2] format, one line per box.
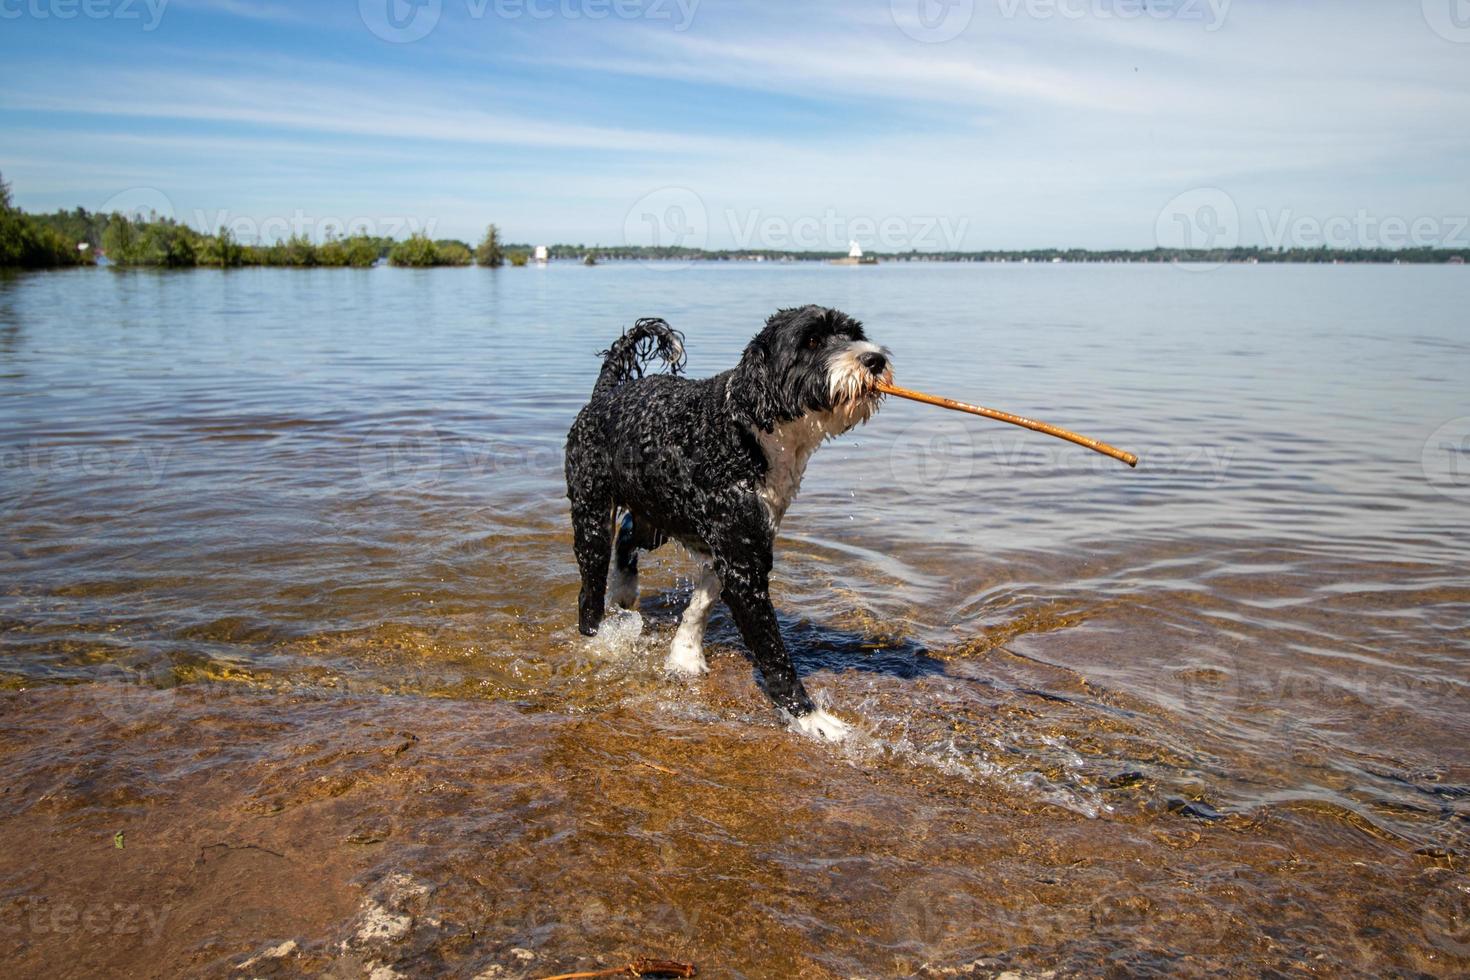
[535, 959, 697, 980]
[874, 381, 1138, 468]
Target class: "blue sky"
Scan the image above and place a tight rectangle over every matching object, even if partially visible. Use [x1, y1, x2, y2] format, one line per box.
[2, 0, 1467, 249]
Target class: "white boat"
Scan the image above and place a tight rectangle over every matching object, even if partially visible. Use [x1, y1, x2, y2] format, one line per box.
[534, 245, 549, 267]
[829, 239, 877, 266]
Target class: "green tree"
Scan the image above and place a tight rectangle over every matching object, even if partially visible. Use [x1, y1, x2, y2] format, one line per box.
[475, 223, 504, 267]
[344, 235, 381, 267]
[100, 214, 140, 264]
[281, 233, 317, 267]
[317, 234, 349, 267]
[141, 220, 199, 267]
[27, 205, 107, 251]
[0, 172, 89, 268]
[436, 240, 473, 266]
[389, 233, 440, 267]
[200, 226, 244, 268]
[100, 212, 201, 267]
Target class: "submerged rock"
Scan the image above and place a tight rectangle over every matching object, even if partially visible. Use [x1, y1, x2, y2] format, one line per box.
[1167, 798, 1225, 822]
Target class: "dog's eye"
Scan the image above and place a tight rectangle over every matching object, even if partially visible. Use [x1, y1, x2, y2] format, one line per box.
[806, 335, 822, 351]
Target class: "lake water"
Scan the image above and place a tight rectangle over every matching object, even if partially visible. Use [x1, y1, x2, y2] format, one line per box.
[2, 263, 1468, 976]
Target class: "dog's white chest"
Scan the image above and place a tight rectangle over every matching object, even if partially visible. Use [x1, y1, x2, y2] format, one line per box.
[754, 413, 842, 529]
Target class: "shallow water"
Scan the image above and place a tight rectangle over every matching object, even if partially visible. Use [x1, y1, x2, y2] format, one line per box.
[2, 263, 1468, 977]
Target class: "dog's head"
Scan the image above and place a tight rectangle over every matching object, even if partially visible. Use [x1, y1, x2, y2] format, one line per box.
[730, 305, 892, 433]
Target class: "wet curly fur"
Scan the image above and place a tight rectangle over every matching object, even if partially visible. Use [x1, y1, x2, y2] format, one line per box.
[564, 306, 892, 734]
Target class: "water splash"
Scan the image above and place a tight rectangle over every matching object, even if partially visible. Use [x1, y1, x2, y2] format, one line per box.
[826, 694, 1110, 819]
[589, 608, 644, 659]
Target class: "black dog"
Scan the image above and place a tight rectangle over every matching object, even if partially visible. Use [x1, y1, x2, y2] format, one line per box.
[564, 305, 891, 740]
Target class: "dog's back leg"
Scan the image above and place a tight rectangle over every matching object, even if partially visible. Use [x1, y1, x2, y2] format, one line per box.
[666, 564, 719, 675]
[611, 511, 670, 610]
[609, 512, 640, 610]
[568, 482, 614, 636]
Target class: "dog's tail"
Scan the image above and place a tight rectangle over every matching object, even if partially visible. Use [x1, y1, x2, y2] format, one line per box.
[593, 317, 687, 395]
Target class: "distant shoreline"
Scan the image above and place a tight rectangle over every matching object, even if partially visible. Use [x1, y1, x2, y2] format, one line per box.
[64, 250, 1469, 268]
[520, 249, 1468, 265]
[5, 179, 1467, 270]
[13, 254, 1467, 273]
[31, 247, 1470, 269]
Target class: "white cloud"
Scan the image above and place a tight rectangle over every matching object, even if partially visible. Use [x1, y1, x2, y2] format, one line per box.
[4, 0, 1466, 248]
[0, 75, 775, 156]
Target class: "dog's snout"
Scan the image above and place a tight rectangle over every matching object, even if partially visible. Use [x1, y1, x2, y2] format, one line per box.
[859, 351, 887, 375]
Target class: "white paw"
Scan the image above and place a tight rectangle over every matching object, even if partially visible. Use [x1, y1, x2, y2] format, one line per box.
[664, 634, 708, 676]
[791, 708, 852, 743]
[607, 567, 638, 609]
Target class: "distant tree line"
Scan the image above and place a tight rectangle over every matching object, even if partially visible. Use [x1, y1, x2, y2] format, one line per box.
[0, 175, 91, 268]
[29, 211, 515, 270]
[90, 213, 397, 268]
[1, 176, 533, 270]
[3, 175, 1467, 270]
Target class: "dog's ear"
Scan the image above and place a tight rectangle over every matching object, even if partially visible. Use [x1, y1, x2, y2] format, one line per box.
[729, 336, 780, 433]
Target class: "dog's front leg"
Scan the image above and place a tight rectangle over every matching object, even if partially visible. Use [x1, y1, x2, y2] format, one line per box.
[716, 551, 851, 741]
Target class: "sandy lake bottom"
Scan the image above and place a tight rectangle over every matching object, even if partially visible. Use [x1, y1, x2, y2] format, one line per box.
[3, 263, 1468, 976]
